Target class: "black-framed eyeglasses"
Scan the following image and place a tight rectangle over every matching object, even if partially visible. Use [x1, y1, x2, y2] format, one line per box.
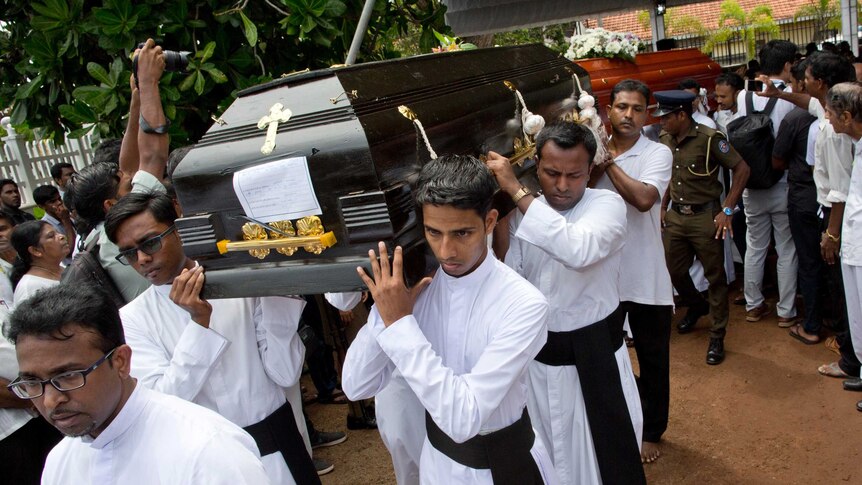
[115, 225, 176, 265]
[7, 347, 118, 399]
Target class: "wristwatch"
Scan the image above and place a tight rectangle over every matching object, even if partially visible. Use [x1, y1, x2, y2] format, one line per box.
[512, 186, 532, 204]
[723, 207, 733, 216]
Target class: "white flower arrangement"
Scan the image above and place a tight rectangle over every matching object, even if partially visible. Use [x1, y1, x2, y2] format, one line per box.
[565, 28, 642, 62]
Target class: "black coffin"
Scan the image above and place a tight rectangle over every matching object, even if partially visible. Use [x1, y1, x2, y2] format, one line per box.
[171, 44, 586, 298]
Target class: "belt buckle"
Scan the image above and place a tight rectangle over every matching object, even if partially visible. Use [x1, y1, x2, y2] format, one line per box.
[679, 205, 694, 215]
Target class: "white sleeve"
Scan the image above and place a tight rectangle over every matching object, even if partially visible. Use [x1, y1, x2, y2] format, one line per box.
[503, 212, 524, 273]
[808, 97, 825, 120]
[638, 145, 673, 197]
[189, 431, 272, 484]
[324, 292, 362, 311]
[823, 132, 854, 204]
[341, 306, 395, 400]
[122, 307, 228, 401]
[130, 170, 167, 194]
[514, 194, 627, 270]
[253, 297, 306, 387]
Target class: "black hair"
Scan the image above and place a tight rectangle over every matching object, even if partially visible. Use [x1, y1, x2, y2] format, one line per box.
[50, 162, 74, 181]
[805, 43, 817, 56]
[413, 155, 496, 218]
[93, 139, 122, 165]
[0, 211, 16, 227]
[792, 59, 809, 82]
[827, 81, 862, 123]
[677, 78, 701, 91]
[758, 40, 798, 75]
[715, 72, 745, 91]
[535, 121, 598, 165]
[166, 146, 192, 180]
[5, 284, 125, 353]
[104, 191, 179, 243]
[0, 179, 18, 192]
[33, 185, 60, 206]
[809, 52, 857, 88]
[64, 162, 120, 229]
[610, 79, 651, 106]
[10, 220, 48, 289]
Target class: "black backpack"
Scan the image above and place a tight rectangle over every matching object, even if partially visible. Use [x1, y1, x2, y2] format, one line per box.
[61, 237, 127, 310]
[726, 91, 786, 189]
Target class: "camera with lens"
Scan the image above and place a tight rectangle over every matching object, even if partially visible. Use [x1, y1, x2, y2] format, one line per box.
[133, 42, 191, 84]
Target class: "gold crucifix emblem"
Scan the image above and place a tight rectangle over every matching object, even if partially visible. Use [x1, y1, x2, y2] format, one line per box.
[257, 103, 292, 155]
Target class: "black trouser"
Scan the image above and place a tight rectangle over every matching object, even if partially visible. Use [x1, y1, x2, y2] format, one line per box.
[0, 417, 62, 485]
[820, 207, 859, 376]
[788, 184, 822, 334]
[621, 301, 672, 443]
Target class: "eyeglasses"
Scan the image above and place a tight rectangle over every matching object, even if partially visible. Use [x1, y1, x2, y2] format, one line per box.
[7, 347, 118, 399]
[115, 225, 176, 265]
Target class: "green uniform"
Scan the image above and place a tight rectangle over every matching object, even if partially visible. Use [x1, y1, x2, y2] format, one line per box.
[660, 122, 743, 338]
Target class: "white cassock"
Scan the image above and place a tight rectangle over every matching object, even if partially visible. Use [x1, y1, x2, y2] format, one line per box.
[119, 284, 307, 485]
[42, 385, 271, 484]
[506, 190, 642, 485]
[342, 255, 559, 484]
[326, 292, 423, 485]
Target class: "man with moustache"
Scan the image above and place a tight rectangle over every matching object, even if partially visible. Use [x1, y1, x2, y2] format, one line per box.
[6, 285, 270, 484]
[0, 180, 35, 226]
[656, 90, 750, 364]
[104, 192, 319, 485]
[591, 79, 674, 464]
[343, 155, 558, 484]
[487, 121, 645, 484]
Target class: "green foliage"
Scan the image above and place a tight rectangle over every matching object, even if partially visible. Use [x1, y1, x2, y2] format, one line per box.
[637, 8, 705, 37]
[702, 0, 780, 61]
[0, 0, 450, 146]
[794, 0, 841, 41]
[492, 24, 573, 54]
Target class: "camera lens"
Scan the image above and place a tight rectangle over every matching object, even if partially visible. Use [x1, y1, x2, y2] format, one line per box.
[163, 50, 191, 72]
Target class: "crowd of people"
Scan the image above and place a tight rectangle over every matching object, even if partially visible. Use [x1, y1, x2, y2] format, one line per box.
[1, 36, 861, 485]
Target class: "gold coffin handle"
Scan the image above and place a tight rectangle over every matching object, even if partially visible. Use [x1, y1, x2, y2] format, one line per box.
[217, 232, 337, 255]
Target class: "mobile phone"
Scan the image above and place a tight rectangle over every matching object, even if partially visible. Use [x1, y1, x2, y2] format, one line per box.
[745, 79, 764, 92]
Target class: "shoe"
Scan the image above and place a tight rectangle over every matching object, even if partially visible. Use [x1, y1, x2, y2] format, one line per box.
[746, 303, 771, 322]
[857, 400, 862, 413]
[346, 414, 378, 430]
[733, 294, 746, 306]
[824, 336, 841, 355]
[314, 458, 334, 476]
[777, 316, 799, 328]
[706, 338, 725, 365]
[311, 430, 347, 449]
[843, 378, 862, 392]
[677, 306, 709, 334]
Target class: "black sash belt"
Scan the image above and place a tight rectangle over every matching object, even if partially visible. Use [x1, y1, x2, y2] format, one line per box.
[534, 307, 647, 485]
[425, 408, 544, 485]
[243, 400, 321, 485]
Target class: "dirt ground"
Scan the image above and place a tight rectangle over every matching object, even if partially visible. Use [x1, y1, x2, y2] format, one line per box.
[307, 289, 862, 485]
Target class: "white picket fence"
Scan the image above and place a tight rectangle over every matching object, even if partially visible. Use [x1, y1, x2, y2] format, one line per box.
[0, 117, 96, 209]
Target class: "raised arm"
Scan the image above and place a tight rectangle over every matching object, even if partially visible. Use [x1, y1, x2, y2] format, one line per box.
[135, 39, 169, 183]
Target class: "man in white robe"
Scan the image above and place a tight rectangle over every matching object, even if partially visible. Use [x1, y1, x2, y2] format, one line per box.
[487, 121, 646, 485]
[104, 192, 318, 485]
[7, 284, 271, 484]
[592, 79, 674, 464]
[343, 155, 559, 484]
[327, 292, 423, 485]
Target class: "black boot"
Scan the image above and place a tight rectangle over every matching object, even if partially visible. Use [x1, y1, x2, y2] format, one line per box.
[677, 305, 709, 334]
[706, 337, 725, 365]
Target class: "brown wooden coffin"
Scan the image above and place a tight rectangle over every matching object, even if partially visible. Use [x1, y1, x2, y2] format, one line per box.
[575, 48, 721, 122]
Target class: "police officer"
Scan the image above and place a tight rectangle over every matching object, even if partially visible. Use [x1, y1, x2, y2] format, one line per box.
[655, 90, 750, 365]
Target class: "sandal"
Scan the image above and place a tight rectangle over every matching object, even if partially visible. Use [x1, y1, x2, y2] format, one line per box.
[824, 336, 840, 355]
[818, 362, 851, 378]
[789, 324, 820, 345]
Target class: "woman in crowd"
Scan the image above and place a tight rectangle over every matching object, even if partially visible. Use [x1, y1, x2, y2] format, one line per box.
[10, 220, 68, 303]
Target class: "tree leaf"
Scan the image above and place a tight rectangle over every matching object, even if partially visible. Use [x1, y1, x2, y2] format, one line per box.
[199, 41, 216, 62]
[59, 102, 98, 124]
[194, 71, 205, 95]
[87, 62, 112, 85]
[202, 66, 228, 83]
[240, 12, 258, 46]
[15, 75, 45, 100]
[73, 85, 112, 107]
[178, 72, 196, 91]
[324, 0, 347, 17]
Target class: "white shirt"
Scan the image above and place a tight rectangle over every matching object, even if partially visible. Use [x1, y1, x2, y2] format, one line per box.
[42, 385, 271, 485]
[12, 274, 58, 305]
[713, 109, 738, 135]
[0, 328, 33, 442]
[595, 135, 674, 306]
[324, 292, 362, 311]
[693, 111, 717, 129]
[808, 98, 855, 206]
[119, 284, 306, 484]
[0, 258, 14, 310]
[842, 141, 862, 266]
[343, 255, 556, 483]
[506, 190, 627, 329]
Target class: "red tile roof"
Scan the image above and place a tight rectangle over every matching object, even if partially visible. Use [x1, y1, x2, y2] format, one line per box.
[590, 0, 813, 40]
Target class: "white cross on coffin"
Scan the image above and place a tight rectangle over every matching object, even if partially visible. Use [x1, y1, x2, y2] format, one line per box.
[257, 103, 293, 155]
